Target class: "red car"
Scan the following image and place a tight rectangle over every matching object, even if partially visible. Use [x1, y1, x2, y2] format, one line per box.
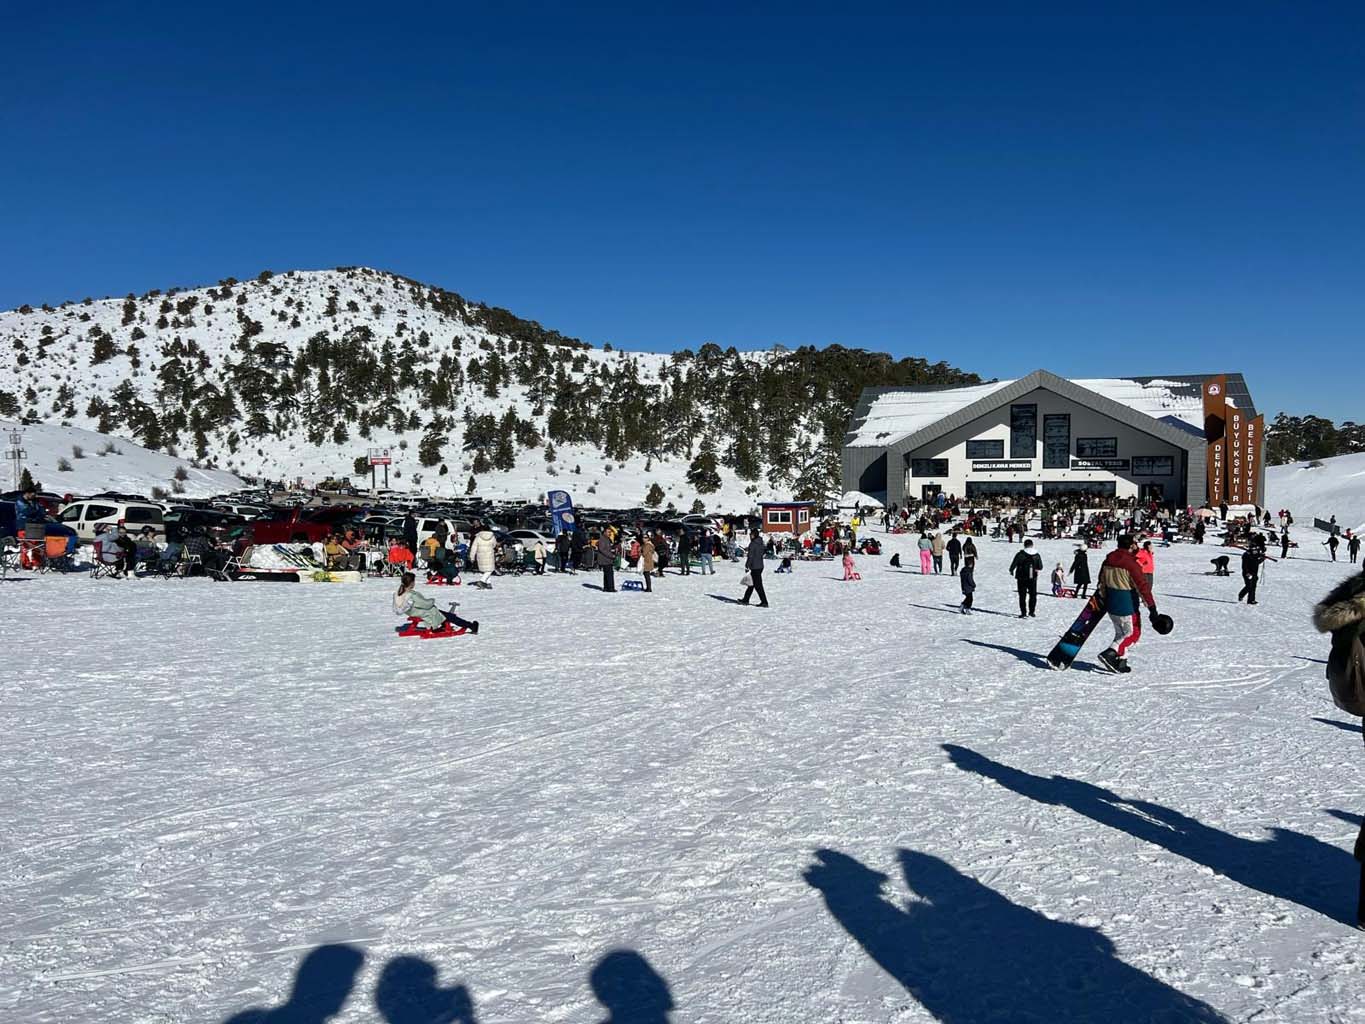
[249, 506, 364, 545]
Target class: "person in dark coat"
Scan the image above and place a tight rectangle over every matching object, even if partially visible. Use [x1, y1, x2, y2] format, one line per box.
[570, 526, 587, 572]
[1325, 534, 1341, 562]
[959, 545, 977, 614]
[555, 530, 572, 572]
[741, 528, 769, 607]
[1311, 570, 1365, 928]
[946, 532, 963, 575]
[1069, 547, 1092, 598]
[677, 528, 692, 575]
[1349, 534, 1361, 564]
[1238, 541, 1267, 605]
[401, 512, 418, 555]
[597, 532, 616, 592]
[1281, 529, 1291, 560]
[1008, 539, 1043, 618]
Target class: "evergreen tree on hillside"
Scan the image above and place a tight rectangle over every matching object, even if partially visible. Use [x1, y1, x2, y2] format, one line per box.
[686, 438, 722, 494]
[645, 482, 665, 507]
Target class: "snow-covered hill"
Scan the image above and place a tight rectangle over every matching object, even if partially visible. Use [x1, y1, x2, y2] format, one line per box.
[3, 267, 969, 511]
[1267, 451, 1365, 533]
[1, 420, 241, 498]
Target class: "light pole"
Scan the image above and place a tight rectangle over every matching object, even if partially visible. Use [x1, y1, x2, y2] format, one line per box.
[4, 427, 25, 491]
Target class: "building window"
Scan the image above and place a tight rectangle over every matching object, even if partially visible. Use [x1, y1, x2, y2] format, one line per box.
[1043, 414, 1070, 469]
[798, 508, 810, 523]
[1076, 437, 1118, 458]
[1009, 404, 1037, 459]
[1132, 455, 1174, 476]
[1041, 481, 1117, 499]
[966, 481, 1036, 499]
[966, 439, 1004, 459]
[766, 509, 793, 525]
[911, 458, 949, 477]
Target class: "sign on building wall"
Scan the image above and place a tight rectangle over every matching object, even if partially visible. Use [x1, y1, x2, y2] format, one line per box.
[1071, 457, 1130, 471]
[1226, 407, 1246, 504]
[971, 460, 1035, 472]
[1203, 376, 1227, 503]
[1244, 415, 1263, 508]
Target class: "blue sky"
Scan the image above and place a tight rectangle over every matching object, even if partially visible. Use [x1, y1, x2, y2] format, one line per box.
[3, 4, 1362, 419]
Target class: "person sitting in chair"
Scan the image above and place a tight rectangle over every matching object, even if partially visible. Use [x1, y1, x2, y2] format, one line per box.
[109, 525, 139, 578]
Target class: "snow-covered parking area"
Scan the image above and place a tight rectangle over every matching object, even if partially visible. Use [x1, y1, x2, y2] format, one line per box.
[3, 533, 1362, 1022]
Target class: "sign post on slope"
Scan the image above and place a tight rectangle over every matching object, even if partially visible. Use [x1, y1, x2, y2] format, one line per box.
[367, 447, 392, 491]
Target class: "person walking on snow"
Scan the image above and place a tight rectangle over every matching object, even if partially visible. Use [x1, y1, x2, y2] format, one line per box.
[1069, 547, 1092, 599]
[1349, 534, 1361, 564]
[470, 522, 497, 589]
[959, 545, 977, 613]
[917, 531, 934, 575]
[1238, 540, 1267, 605]
[1136, 541, 1155, 589]
[1326, 534, 1341, 562]
[931, 531, 946, 574]
[1281, 529, 1291, 560]
[1008, 539, 1043, 618]
[1096, 534, 1161, 673]
[741, 528, 769, 607]
[946, 532, 962, 575]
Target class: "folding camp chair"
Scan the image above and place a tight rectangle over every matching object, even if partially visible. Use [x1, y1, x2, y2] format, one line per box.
[0, 535, 20, 578]
[90, 538, 124, 579]
[19, 523, 47, 571]
[43, 534, 75, 573]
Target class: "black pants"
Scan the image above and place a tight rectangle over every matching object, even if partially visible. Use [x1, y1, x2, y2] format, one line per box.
[1238, 572, 1258, 603]
[1017, 580, 1037, 616]
[949, 554, 960, 575]
[602, 565, 615, 592]
[680, 554, 690, 575]
[643, 570, 652, 592]
[961, 592, 973, 610]
[442, 611, 476, 631]
[742, 571, 769, 606]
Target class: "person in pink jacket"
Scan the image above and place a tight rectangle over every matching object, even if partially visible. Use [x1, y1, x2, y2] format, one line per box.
[842, 549, 858, 581]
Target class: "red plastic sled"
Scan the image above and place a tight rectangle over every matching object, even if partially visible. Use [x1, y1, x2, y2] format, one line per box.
[396, 616, 468, 639]
[425, 573, 461, 586]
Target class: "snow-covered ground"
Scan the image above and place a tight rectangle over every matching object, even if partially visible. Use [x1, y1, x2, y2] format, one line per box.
[1, 420, 242, 498]
[3, 533, 1363, 1022]
[1268, 451, 1365, 534]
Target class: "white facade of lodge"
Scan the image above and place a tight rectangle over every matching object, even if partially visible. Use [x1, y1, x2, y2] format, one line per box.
[842, 370, 1261, 509]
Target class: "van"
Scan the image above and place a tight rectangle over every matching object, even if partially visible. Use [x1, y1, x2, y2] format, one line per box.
[58, 499, 166, 542]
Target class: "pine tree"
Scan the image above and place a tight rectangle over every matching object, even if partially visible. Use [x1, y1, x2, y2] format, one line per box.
[466, 474, 477, 495]
[686, 438, 722, 494]
[645, 482, 665, 507]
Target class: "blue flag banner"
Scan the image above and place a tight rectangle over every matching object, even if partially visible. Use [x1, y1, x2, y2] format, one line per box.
[548, 490, 577, 536]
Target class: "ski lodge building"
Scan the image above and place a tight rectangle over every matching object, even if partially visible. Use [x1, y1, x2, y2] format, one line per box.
[842, 370, 1263, 509]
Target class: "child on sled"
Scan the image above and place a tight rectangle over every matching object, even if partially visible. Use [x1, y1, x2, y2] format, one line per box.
[394, 572, 479, 636]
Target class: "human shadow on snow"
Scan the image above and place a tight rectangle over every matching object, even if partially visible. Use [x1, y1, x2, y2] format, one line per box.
[804, 847, 1228, 1023]
[1313, 716, 1362, 734]
[221, 945, 673, 1023]
[1157, 592, 1240, 605]
[960, 638, 1097, 672]
[906, 603, 1015, 619]
[944, 743, 1358, 926]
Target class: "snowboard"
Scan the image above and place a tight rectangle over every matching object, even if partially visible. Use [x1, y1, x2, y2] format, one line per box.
[1046, 592, 1106, 670]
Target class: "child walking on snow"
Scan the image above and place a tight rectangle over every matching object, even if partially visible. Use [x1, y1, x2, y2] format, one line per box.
[842, 550, 858, 581]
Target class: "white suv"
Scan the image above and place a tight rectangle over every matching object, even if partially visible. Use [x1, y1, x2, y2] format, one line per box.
[58, 499, 166, 542]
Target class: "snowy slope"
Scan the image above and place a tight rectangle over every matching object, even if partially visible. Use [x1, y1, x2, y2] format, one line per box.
[0, 268, 820, 511]
[3, 537, 1363, 1022]
[1, 420, 241, 498]
[1267, 451, 1365, 533]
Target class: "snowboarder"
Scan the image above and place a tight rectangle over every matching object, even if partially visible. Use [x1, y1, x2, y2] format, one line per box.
[394, 572, 478, 635]
[1069, 547, 1091, 598]
[1008, 539, 1043, 618]
[946, 532, 962, 575]
[1095, 534, 1161, 673]
[740, 528, 769, 607]
[1310, 569, 1365, 929]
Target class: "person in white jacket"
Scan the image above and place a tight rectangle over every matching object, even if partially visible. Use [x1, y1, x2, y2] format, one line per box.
[470, 523, 498, 589]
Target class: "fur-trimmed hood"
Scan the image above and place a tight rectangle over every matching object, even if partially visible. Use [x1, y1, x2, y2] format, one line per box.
[1313, 571, 1365, 633]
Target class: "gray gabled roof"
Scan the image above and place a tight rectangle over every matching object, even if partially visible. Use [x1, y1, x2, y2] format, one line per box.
[887, 369, 1209, 457]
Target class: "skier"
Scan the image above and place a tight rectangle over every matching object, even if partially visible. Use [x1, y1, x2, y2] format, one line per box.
[394, 572, 478, 635]
[1095, 534, 1160, 673]
[917, 532, 933, 575]
[740, 528, 769, 607]
[1069, 546, 1091, 599]
[1238, 540, 1267, 605]
[1008, 539, 1043, 618]
[959, 543, 976, 613]
[946, 531, 962, 575]
[1326, 534, 1341, 562]
[1310, 568, 1365, 929]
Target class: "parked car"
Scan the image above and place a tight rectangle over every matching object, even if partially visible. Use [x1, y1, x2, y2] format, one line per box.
[164, 508, 247, 543]
[57, 498, 166, 542]
[0, 500, 78, 543]
[506, 528, 553, 553]
[248, 506, 364, 545]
